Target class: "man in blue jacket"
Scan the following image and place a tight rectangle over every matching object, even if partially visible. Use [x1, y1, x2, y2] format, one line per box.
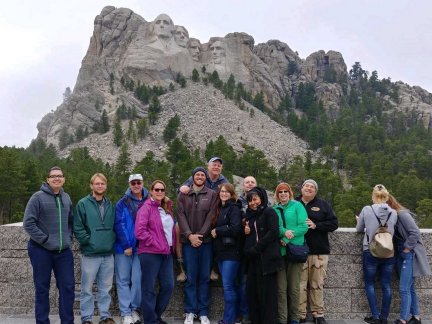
[23, 166, 75, 324]
[114, 174, 148, 324]
[74, 173, 116, 324]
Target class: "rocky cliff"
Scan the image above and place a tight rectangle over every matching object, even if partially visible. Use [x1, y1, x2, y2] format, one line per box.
[36, 6, 432, 165]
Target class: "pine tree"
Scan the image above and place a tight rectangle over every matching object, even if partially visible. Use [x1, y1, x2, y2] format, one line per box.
[113, 118, 123, 146]
[192, 69, 200, 82]
[136, 118, 148, 139]
[163, 115, 181, 142]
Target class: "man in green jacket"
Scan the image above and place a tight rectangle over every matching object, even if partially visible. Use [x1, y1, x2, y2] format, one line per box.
[74, 173, 116, 324]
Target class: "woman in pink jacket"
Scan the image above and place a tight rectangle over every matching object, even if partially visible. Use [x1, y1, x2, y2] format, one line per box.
[135, 180, 176, 324]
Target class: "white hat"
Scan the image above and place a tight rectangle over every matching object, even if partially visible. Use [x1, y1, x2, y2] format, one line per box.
[128, 174, 143, 182]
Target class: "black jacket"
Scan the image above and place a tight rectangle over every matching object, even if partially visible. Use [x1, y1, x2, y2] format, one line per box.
[244, 187, 283, 275]
[295, 195, 338, 254]
[213, 200, 242, 262]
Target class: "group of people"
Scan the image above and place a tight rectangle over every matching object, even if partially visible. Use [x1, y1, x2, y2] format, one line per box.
[356, 184, 431, 324]
[22, 159, 430, 324]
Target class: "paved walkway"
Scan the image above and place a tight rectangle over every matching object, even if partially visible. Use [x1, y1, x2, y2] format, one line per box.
[0, 316, 430, 324]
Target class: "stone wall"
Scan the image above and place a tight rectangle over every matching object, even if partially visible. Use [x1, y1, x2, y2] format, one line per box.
[1, 224, 431, 319]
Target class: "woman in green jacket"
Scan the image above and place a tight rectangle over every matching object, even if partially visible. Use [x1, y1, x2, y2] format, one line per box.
[273, 182, 308, 324]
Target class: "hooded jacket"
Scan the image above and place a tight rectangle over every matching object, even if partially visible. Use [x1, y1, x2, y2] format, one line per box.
[213, 200, 242, 262]
[177, 185, 218, 244]
[74, 194, 116, 256]
[182, 173, 228, 192]
[134, 198, 176, 255]
[114, 187, 148, 254]
[356, 203, 397, 251]
[23, 183, 73, 252]
[243, 187, 283, 275]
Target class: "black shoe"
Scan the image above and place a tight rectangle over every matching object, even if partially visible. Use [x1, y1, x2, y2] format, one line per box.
[364, 316, 380, 324]
[300, 319, 307, 324]
[314, 317, 327, 324]
[394, 320, 405, 324]
[380, 319, 388, 324]
[408, 317, 421, 324]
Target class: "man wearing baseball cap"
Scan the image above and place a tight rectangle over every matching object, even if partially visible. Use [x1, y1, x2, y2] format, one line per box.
[295, 179, 338, 324]
[179, 156, 228, 194]
[114, 174, 149, 324]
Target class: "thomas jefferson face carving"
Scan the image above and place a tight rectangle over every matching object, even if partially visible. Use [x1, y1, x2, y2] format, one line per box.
[188, 39, 201, 61]
[210, 40, 225, 64]
[153, 14, 174, 39]
[174, 26, 189, 48]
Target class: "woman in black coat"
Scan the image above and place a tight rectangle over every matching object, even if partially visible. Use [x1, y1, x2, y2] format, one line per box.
[243, 187, 283, 324]
[211, 183, 242, 324]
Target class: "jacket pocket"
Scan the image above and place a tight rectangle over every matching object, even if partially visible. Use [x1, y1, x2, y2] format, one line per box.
[89, 227, 115, 254]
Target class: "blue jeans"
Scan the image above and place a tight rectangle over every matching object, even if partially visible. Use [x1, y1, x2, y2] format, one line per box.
[362, 250, 395, 319]
[219, 260, 240, 324]
[236, 263, 248, 319]
[396, 251, 419, 320]
[80, 255, 114, 323]
[139, 253, 174, 324]
[182, 243, 213, 316]
[28, 240, 75, 324]
[115, 252, 141, 316]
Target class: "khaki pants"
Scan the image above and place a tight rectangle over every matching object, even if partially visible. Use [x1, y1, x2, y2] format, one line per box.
[299, 254, 328, 318]
[277, 259, 303, 322]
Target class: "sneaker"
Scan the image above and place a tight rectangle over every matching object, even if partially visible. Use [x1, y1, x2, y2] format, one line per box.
[210, 269, 219, 281]
[184, 313, 196, 324]
[177, 271, 187, 282]
[100, 318, 116, 324]
[408, 317, 421, 324]
[122, 315, 134, 324]
[314, 317, 327, 324]
[131, 310, 142, 324]
[364, 316, 380, 324]
[200, 315, 211, 324]
[394, 320, 406, 324]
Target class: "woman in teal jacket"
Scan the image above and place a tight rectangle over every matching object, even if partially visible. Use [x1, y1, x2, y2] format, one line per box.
[273, 182, 308, 324]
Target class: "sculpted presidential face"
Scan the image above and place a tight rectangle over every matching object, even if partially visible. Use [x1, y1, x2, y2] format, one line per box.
[188, 38, 201, 61]
[153, 14, 174, 39]
[210, 40, 225, 64]
[174, 26, 189, 48]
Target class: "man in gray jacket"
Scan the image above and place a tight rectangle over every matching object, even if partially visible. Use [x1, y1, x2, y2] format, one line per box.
[23, 166, 75, 324]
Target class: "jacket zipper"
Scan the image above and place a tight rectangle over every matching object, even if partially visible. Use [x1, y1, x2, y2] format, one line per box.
[56, 196, 62, 253]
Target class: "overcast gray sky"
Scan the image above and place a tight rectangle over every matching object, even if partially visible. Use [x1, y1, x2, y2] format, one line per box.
[1, 0, 431, 148]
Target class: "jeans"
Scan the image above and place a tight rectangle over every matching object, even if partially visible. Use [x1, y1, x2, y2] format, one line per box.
[218, 260, 240, 324]
[236, 262, 248, 319]
[80, 255, 114, 323]
[28, 240, 75, 324]
[362, 250, 395, 319]
[182, 243, 213, 316]
[396, 251, 420, 320]
[115, 252, 142, 316]
[139, 253, 174, 324]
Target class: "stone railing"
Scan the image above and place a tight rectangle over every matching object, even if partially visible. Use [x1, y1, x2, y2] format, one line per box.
[1, 224, 431, 319]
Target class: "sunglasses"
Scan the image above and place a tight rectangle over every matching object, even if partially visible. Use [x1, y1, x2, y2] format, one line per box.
[130, 181, 142, 186]
[278, 190, 289, 194]
[153, 188, 165, 192]
[48, 175, 64, 179]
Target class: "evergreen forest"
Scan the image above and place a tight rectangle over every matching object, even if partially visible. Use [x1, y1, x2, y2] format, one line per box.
[1, 63, 432, 228]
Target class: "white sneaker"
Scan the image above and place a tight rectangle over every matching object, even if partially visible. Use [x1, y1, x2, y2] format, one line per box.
[184, 313, 196, 324]
[200, 315, 211, 324]
[122, 315, 134, 324]
[131, 310, 141, 324]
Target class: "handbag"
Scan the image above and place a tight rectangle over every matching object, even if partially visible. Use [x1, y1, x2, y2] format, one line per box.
[286, 242, 309, 263]
[276, 206, 309, 263]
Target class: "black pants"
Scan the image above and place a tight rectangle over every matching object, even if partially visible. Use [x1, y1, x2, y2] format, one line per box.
[246, 257, 278, 324]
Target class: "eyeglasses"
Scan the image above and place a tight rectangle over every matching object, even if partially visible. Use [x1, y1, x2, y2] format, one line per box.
[278, 190, 289, 194]
[153, 188, 165, 192]
[48, 175, 64, 179]
[130, 181, 142, 186]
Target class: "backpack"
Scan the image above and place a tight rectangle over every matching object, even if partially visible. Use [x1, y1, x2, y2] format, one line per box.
[368, 206, 394, 258]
